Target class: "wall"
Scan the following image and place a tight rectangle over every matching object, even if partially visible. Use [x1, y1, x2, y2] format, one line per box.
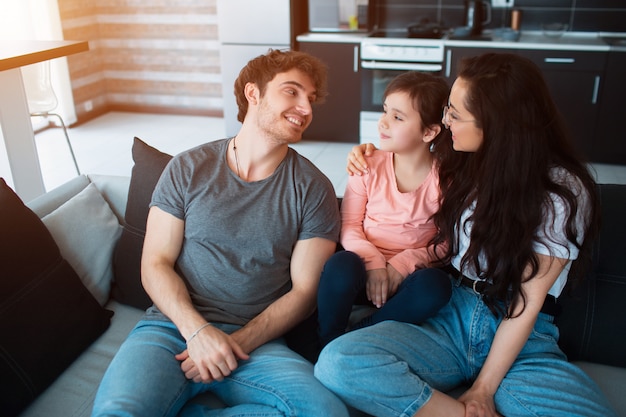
[58, 0, 222, 123]
[371, 0, 626, 33]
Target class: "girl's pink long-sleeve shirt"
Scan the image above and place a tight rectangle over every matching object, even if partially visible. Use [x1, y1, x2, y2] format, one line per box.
[340, 150, 441, 277]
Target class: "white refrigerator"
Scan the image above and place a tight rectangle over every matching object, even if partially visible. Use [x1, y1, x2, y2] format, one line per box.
[217, 0, 306, 136]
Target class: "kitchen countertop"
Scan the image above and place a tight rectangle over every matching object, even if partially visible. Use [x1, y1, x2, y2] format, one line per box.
[298, 31, 626, 52]
[446, 31, 609, 51]
[297, 32, 368, 43]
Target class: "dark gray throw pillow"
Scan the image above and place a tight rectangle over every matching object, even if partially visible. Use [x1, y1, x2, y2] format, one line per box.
[0, 178, 112, 416]
[112, 137, 172, 309]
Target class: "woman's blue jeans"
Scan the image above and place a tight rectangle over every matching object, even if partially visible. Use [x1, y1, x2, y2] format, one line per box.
[317, 251, 452, 347]
[92, 320, 349, 417]
[315, 278, 618, 417]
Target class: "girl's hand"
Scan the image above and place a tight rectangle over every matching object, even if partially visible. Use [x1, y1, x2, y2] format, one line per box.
[366, 268, 390, 308]
[347, 143, 377, 176]
[386, 263, 404, 299]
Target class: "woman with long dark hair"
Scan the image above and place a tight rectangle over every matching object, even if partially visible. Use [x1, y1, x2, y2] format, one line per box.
[314, 53, 617, 416]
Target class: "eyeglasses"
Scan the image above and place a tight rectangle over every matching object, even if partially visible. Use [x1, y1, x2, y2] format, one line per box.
[442, 105, 475, 129]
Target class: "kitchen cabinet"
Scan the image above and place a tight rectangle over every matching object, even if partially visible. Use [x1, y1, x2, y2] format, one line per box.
[444, 46, 608, 161]
[444, 46, 507, 84]
[298, 40, 361, 143]
[520, 49, 607, 160]
[593, 49, 626, 165]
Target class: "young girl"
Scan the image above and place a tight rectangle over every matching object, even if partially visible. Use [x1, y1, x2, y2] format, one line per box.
[316, 71, 452, 347]
[315, 53, 618, 416]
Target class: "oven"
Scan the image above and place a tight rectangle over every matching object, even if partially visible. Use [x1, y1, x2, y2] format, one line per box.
[359, 35, 445, 143]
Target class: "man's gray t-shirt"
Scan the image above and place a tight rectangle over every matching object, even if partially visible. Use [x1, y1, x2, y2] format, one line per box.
[143, 138, 340, 325]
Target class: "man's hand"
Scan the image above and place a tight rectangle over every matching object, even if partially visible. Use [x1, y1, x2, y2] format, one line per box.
[458, 387, 503, 417]
[176, 325, 249, 383]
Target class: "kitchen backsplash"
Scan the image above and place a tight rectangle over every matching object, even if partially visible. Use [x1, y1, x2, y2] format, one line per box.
[372, 0, 626, 33]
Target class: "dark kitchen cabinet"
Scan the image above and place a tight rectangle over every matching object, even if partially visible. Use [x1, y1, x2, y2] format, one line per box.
[298, 40, 361, 143]
[592, 49, 626, 165]
[444, 46, 608, 162]
[520, 49, 607, 161]
[443, 46, 509, 84]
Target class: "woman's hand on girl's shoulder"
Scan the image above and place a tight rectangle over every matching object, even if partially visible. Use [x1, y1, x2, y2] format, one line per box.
[347, 143, 377, 176]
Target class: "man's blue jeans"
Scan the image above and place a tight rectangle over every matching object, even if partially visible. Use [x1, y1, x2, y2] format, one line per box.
[92, 320, 348, 417]
[315, 279, 618, 417]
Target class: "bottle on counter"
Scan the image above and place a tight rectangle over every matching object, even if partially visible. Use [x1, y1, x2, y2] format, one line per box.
[511, 8, 522, 31]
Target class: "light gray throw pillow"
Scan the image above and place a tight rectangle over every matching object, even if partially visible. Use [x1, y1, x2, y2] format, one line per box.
[42, 183, 122, 305]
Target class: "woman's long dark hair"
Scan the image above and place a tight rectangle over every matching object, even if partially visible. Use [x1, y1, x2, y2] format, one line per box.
[431, 53, 600, 317]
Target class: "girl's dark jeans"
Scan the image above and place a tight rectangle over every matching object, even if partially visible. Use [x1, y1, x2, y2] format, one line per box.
[317, 250, 452, 347]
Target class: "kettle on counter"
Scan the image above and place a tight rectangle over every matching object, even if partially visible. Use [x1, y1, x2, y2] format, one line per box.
[465, 0, 491, 36]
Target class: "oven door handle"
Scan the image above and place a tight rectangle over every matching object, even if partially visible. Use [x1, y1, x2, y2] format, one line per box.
[361, 60, 443, 72]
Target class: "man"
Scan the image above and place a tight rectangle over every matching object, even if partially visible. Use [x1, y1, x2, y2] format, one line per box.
[92, 49, 348, 416]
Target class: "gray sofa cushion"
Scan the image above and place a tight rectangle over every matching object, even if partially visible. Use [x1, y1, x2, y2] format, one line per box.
[0, 178, 112, 416]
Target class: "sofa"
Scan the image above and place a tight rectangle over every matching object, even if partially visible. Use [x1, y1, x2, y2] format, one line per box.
[2, 138, 625, 416]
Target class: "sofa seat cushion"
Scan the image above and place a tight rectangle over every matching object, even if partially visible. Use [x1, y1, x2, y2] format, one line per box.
[0, 178, 112, 416]
[574, 361, 626, 416]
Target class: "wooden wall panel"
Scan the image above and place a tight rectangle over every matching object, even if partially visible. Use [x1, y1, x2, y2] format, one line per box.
[57, 0, 222, 123]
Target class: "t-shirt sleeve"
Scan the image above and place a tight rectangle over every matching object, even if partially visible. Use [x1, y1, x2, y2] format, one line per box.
[340, 161, 387, 270]
[298, 173, 341, 244]
[533, 180, 590, 261]
[150, 156, 187, 220]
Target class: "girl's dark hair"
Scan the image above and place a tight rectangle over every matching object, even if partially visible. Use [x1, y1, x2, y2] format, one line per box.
[431, 53, 600, 317]
[384, 71, 449, 142]
[234, 49, 328, 123]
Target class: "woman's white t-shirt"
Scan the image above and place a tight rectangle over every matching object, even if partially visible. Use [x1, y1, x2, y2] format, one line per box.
[451, 169, 590, 298]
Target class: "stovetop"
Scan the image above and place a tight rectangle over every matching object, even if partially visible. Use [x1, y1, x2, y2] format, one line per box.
[369, 30, 446, 40]
[368, 29, 492, 41]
